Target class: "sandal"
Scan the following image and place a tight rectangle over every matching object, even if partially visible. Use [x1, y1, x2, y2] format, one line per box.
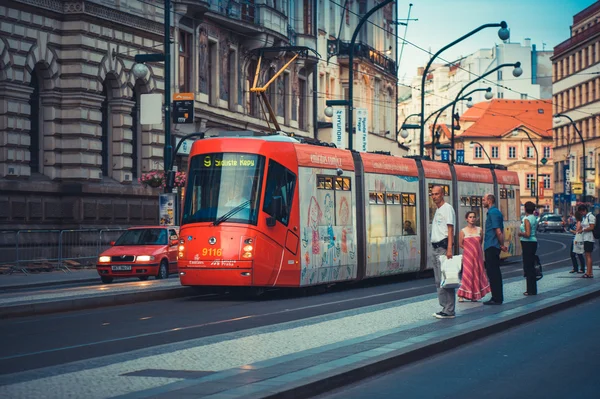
[577, 271, 585, 274]
[458, 297, 465, 302]
[582, 274, 594, 278]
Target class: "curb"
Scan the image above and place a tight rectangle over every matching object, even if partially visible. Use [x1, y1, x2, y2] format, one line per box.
[0, 286, 199, 318]
[0, 278, 100, 291]
[252, 286, 600, 399]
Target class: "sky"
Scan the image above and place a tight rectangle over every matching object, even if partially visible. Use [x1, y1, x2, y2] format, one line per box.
[395, 0, 598, 84]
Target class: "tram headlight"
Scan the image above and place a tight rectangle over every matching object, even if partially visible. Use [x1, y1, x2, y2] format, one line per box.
[243, 245, 253, 252]
[178, 239, 185, 260]
[242, 252, 253, 259]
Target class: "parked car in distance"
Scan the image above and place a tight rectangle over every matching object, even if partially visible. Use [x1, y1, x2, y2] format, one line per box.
[96, 226, 179, 284]
[537, 214, 564, 233]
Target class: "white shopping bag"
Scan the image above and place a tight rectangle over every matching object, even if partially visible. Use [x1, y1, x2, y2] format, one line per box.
[573, 234, 584, 254]
[439, 254, 462, 289]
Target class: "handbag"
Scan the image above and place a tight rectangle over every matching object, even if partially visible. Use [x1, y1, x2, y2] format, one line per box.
[573, 233, 584, 255]
[439, 254, 463, 289]
[534, 255, 543, 281]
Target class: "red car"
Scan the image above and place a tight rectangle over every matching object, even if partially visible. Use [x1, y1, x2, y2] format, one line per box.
[96, 226, 179, 284]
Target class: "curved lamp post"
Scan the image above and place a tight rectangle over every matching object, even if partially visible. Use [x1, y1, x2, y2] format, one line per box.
[512, 127, 539, 207]
[470, 141, 492, 164]
[555, 113, 588, 201]
[398, 112, 421, 146]
[429, 96, 472, 160]
[450, 62, 522, 162]
[430, 87, 492, 160]
[419, 21, 510, 156]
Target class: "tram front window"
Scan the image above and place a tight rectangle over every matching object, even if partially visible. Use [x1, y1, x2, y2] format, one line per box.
[182, 153, 265, 226]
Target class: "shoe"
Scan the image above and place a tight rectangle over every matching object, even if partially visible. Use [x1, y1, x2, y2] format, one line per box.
[569, 270, 576, 273]
[434, 312, 455, 319]
[577, 271, 585, 274]
[582, 274, 594, 278]
[523, 292, 537, 296]
[483, 300, 503, 305]
[458, 297, 465, 302]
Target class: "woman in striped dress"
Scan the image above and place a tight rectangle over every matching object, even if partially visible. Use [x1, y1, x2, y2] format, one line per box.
[458, 211, 491, 302]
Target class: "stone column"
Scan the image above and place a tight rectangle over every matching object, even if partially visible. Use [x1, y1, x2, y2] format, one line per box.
[110, 98, 135, 183]
[0, 81, 34, 178]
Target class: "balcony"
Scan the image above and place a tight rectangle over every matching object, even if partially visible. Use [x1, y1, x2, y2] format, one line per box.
[554, 22, 600, 57]
[203, 1, 287, 39]
[332, 40, 397, 76]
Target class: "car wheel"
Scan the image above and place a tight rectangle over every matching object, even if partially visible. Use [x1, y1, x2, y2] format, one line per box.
[156, 260, 169, 280]
[138, 276, 149, 281]
[101, 276, 113, 284]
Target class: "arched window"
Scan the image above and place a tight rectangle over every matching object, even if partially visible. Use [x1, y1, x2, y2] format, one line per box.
[28, 68, 42, 174]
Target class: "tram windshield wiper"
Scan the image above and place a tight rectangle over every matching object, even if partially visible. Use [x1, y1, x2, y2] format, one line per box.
[212, 200, 251, 226]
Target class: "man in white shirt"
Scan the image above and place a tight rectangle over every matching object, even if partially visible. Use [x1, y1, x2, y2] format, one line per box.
[577, 204, 596, 278]
[430, 185, 456, 319]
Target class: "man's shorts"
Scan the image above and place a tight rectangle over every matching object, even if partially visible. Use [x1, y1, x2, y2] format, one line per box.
[584, 241, 595, 253]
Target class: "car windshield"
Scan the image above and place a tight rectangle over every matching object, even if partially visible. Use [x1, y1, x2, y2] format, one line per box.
[548, 216, 562, 222]
[181, 153, 265, 226]
[115, 229, 168, 245]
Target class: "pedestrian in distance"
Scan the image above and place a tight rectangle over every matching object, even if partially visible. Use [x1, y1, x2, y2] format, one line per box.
[518, 201, 538, 296]
[576, 204, 596, 278]
[566, 211, 585, 274]
[430, 185, 456, 319]
[483, 193, 508, 305]
[457, 211, 490, 302]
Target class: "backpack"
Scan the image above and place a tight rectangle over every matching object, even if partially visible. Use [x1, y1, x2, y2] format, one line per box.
[593, 213, 600, 239]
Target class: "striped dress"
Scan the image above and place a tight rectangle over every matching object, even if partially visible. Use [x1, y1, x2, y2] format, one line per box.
[458, 226, 491, 301]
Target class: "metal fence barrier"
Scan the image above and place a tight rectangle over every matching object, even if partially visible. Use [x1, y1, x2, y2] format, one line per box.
[0, 229, 127, 275]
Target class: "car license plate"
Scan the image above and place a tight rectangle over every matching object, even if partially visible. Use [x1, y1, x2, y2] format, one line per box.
[112, 265, 132, 271]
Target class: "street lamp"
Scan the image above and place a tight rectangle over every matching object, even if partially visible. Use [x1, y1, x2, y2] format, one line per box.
[470, 141, 492, 164]
[132, 0, 172, 192]
[398, 112, 421, 146]
[555, 113, 590, 202]
[346, 0, 395, 151]
[450, 62, 522, 162]
[419, 21, 510, 156]
[430, 87, 492, 160]
[429, 96, 472, 160]
[512, 127, 539, 207]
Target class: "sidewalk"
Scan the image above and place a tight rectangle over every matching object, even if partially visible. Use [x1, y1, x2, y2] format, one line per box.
[0, 268, 100, 290]
[1, 268, 598, 399]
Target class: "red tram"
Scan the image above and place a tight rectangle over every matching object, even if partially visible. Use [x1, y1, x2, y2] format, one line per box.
[177, 132, 521, 289]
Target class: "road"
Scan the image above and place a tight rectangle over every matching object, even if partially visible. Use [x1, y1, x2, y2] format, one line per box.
[316, 295, 600, 399]
[0, 232, 586, 377]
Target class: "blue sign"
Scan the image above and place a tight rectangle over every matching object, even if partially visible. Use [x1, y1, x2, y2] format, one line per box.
[441, 149, 450, 161]
[571, 194, 576, 202]
[456, 149, 464, 164]
[563, 165, 570, 195]
[554, 194, 560, 204]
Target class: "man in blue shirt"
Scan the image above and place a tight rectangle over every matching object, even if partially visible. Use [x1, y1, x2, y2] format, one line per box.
[483, 194, 507, 305]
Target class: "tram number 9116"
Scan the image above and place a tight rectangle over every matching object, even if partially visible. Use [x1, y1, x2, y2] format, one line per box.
[202, 248, 223, 256]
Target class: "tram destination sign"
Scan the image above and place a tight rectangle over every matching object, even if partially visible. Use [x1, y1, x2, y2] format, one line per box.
[202, 154, 257, 168]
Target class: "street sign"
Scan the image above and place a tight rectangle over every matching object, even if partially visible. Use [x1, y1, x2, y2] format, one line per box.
[541, 157, 547, 165]
[554, 194, 560, 204]
[572, 182, 583, 194]
[456, 149, 465, 164]
[441, 149, 449, 161]
[172, 93, 194, 124]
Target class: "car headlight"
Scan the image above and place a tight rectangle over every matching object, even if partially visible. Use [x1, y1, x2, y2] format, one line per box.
[136, 255, 155, 262]
[99, 256, 111, 263]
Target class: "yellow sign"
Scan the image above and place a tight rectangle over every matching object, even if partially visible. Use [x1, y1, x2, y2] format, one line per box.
[572, 182, 583, 194]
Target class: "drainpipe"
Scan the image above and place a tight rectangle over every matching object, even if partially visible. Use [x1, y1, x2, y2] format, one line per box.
[313, 0, 318, 139]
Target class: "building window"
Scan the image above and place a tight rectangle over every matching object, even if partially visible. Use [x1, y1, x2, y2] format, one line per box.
[497, 70, 503, 81]
[526, 146, 535, 158]
[298, 68, 307, 130]
[526, 173, 535, 189]
[228, 49, 238, 111]
[491, 146, 499, 158]
[208, 40, 218, 105]
[474, 146, 482, 159]
[303, 0, 313, 35]
[178, 31, 192, 93]
[543, 146, 551, 158]
[542, 174, 551, 189]
[508, 146, 516, 159]
[521, 93, 528, 99]
[497, 92, 504, 99]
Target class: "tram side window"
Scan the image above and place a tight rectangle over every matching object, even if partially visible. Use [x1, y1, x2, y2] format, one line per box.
[402, 194, 417, 235]
[263, 160, 296, 226]
[369, 191, 417, 237]
[317, 175, 352, 227]
[499, 188, 509, 220]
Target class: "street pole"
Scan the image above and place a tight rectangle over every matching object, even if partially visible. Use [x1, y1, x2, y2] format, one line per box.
[163, 0, 172, 192]
[450, 62, 521, 162]
[419, 21, 509, 156]
[555, 113, 587, 202]
[514, 128, 539, 207]
[347, 0, 395, 150]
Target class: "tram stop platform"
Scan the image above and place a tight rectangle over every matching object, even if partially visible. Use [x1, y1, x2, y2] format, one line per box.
[2, 268, 600, 399]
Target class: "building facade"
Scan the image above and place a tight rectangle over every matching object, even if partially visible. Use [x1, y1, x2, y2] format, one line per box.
[399, 41, 552, 156]
[436, 99, 554, 212]
[0, 0, 399, 229]
[552, 0, 600, 211]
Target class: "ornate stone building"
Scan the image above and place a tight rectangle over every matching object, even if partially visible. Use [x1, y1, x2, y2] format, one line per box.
[0, 0, 398, 229]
